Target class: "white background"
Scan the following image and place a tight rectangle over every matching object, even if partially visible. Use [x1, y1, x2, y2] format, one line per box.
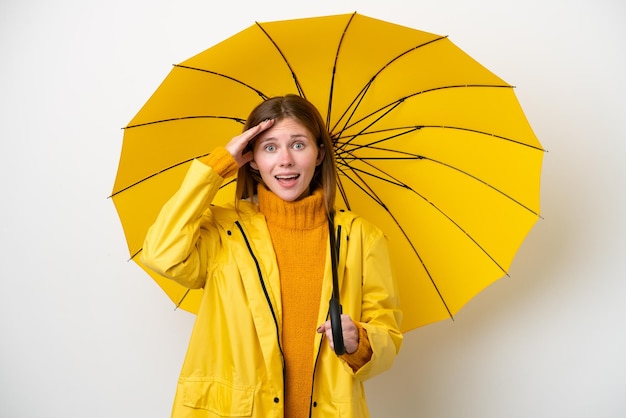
[1, 0, 625, 417]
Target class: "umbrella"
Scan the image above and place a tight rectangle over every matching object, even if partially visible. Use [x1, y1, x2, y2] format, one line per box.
[111, 12, 544, 333]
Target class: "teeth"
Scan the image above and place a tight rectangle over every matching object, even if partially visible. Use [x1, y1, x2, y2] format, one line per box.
[276, 175, 299, 180]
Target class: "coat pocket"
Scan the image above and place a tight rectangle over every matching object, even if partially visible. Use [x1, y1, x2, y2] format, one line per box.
[182, 378, 255, 417]
[332, 396, 369, 418]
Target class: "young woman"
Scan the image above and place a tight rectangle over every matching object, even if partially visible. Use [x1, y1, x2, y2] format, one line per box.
[142, 95, 402, 418]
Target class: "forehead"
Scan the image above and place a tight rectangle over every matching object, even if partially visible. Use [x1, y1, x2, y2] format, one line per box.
[256, 117, 313, 141]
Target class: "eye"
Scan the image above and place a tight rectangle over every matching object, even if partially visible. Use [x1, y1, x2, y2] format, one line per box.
[264, 144, 276, 152]
[293, 142, 305, 150]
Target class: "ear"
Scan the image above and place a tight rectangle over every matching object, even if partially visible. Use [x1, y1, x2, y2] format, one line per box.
[250, 159, 259, 170]
[316, 145, 325, 166]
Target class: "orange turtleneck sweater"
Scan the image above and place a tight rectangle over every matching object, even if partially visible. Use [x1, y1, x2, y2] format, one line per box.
[201, 148, 372, 418]
[258, 184, 327, 417]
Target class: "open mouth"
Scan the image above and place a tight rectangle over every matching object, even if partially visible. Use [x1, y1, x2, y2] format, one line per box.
[275, 174, 300, 185]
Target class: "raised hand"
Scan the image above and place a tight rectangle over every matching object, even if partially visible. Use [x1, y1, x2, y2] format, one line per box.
[225, 119, 275, 167]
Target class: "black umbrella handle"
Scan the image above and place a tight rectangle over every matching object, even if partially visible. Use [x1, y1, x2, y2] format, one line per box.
[329, 296, 345, 355]
[328, 216, 345, 355]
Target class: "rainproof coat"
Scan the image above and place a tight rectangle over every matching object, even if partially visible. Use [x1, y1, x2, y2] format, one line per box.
[142, 159, 403, 418]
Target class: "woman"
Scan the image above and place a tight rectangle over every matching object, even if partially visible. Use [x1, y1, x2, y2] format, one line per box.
[142, 95, 402, 418]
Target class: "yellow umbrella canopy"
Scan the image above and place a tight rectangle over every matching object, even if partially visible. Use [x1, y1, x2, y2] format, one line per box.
[112, 13, 543, 333]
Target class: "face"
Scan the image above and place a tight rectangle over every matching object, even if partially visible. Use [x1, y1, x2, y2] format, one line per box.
[250, 117, 324, 202]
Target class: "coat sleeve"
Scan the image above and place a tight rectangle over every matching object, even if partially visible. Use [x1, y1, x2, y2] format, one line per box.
[352, 222, 403, 380]
[140, 159, 226, 289]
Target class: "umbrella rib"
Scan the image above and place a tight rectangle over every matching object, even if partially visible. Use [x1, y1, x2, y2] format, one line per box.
[430, 124, 545, 152]
[110, 159, 237, 199]
[124, 115, 245, 130]
[424, 155, 541, 217]
[339, 135, 541, 217]
[174, 64, 269, 100]
[336, 176, 351, 211]
[335, 126, 422, 157]
[336, 126, 423, 153]
[326, 12, 357, 128]
[338, 84, 514, 140]
[335, 100, 406, 153]
[340, 124, 545, 154]
[129, 248, 142, 261]
[126, 250, 192, 310]
[330, 35, 448, 135]
[336, 163, 454, 320]
[336, 164, 383, 207]
[341, 156, 512, 280]
[336, 160, 414, 190]
[175, 289, 190, 310]
[347, 142, 534, 225]
[255, 21, 306, 98]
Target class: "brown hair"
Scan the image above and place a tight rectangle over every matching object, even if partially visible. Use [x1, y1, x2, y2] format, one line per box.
[236, 95, 337, 215]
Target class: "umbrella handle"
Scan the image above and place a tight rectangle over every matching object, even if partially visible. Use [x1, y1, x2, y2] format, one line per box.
[327, 215, 346, 355]
[329, 296, 346, 355]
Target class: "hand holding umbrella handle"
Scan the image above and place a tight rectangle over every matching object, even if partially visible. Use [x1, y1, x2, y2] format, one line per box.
[329, 296, 346, 355]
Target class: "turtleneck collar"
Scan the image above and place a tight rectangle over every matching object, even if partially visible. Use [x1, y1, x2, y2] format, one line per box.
[257, 185, 328, 230]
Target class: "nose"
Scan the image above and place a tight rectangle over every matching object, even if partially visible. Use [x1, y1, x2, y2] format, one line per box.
[278, 148, 294, 167]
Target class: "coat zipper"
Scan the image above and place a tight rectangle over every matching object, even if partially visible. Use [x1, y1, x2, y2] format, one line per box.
[234, 221, 286, 400]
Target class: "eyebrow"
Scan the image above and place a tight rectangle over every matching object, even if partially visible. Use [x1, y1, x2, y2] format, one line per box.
[257, 133, 311, 143]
